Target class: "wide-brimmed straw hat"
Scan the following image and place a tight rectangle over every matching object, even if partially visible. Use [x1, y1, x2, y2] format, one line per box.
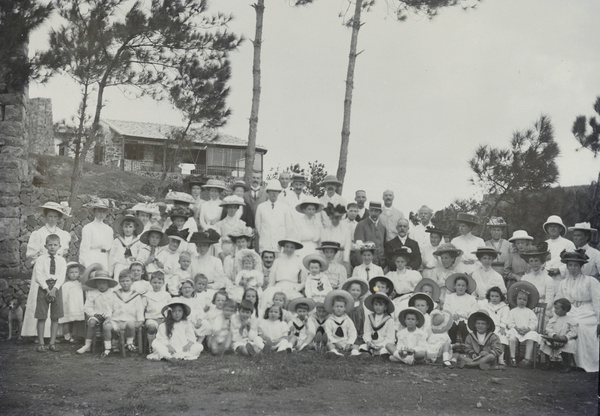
[287, 297, 316, 312]
[341, 277, 369, 297]
[228, 226, 254, 240]
[433, 243, 463, 257]
[398, 307, 424, 328]
[113, 213, 144, 236]
[560, 249, 589, 265]
[430, 310, 453, 334]
[82, 263, 104, 285]
[568, 222, 597, 234]
[425, 225, 447, 236]
[277, 238, 303, 250]
[165, 225, 190, 242]
[265, 180, 283, 192]
[319, 175, 343, 187]
[467, 310, 495, 333]
[86, 198, 113, 210]
[86, 270, 118, 289]
[189, 229, 220, 245]
[408, 293, 434, 314]
[364, 293, 395, 314]
[40, 201, 71, 217]
[507, 281, 539, 309]
[520, 242, 550, 260]
[296, 196, 324, 214]
[302, 253, 329, 272]
[414, 278, 441, 302]
[454, 212, 480, 226]
[355, 241, 377, 253]
[164, 191, 194, 204]
[316, 241, 344, 252]
[368, 276, 394, 296]
[131, 202, 160, 216]
[472, 247, 499, 259]
[168, 206, 194, 220]
[542, 215, 567, 236]
[140, 225, 170, 246]
[487, 217, 508, 228]
[230, 179, 249, 192]
[161, 301, 191, 318]
[508, 230, 534, 242]
[220, 195, 246, 207]
[201, 179, 229, 191]
[65, 261, 85, 275]
[445, 273, 477, 294]
[290, 173, 306, 184]
[323, 290, 354, 313]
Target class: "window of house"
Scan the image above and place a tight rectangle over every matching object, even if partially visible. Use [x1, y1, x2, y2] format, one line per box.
[124, 143, 143, 160]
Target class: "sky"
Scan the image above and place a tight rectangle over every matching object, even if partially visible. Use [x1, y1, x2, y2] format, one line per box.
[28, 0, 600, 216]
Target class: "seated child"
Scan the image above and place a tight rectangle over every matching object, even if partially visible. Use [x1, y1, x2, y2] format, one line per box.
[317, 241, 348, 289]
[130, 261, 152, 295]
[258, 305, 293, 353]
[506, 281, 540, 368]
[431, 243, 465, 306]
[111, 270, 145, 354]
[521, 243, 555, 318]
[309, 302, 330, 351]
[267, 292, 294, 323]
[143, 271, 172, 351]
[194, 274, 215, 312]
[231, 300, 264, 356]
[362, 293, 395, 357]
[77, 270, 118, 355]
[286, 297, 317, 351]
[230, 249, 264, 303]
[387, 307, 427, 365]
[166, 252, 193, 296]
[427, 309, 456, 367]
[209, 299, 237, 354]
[181, 279, 209, 339]
[540, 298, 577, 372]
[481, 286, 509, 365]
[147, 301, 203, 361]
[443, 273, 478, 348]
[471, 247, 506, 305]
[352, 244, 384, 280]
[324, 290, 357, 357]
[385, 249, 422, 295]
[341, 278, 369, 356]
[414, 278, 442, 310]
[129, 261, 147, 289]
[109, 214, 143, 278]
[408, 293, 435, 335]
[59, 262, 85, 343]
[242, 288, 260, 317]
[163, 226, 190, 274]
[458, 310, 504, 370]
[303, 254, 333, 304]
[137, 225, 170, 275]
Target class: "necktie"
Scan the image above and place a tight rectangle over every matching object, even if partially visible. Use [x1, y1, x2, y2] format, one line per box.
[366, 267, 370, 280]
[253, 190, 258, 199]
[271, 203, 275, 209]
[50, 255, 56, 275]
[283, 190, 287, 197]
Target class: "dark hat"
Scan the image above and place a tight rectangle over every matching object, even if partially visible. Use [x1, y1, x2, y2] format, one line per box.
[369, 276, 394, 296]
[520, 242, 550, 260]
[467, 310, 495, 333]
[559, 249, 589, 265]
[445, 273, 477, 294]
[408, 293, 434, 314]
[364, 293, 395, 314]
[391, 246, 413, 262]
[168, 206, 194, 220]
[324, 203, 347, 217]
[316, 241, 344, 252]
[454, 212, 480, 226]
[472, 246, 499, 259]
[189, 229, 221, 245]
[425, 225, 447, 236]
[140, 225, 170, 246]
[186, 175, 206, 188]
[368, 201, 383, 211]
[113, 213, 144, 236]
[165, 225, 190, 242]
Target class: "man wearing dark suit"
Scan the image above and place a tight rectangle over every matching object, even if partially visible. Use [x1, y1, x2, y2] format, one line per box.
[243, 170, 268, 213]
[354, 190, 368, 222]
[353, 201, 387, 267]
[384, 218, 422, 271]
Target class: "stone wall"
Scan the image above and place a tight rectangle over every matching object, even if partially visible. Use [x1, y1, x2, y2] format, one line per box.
[26, 97, 54, 155]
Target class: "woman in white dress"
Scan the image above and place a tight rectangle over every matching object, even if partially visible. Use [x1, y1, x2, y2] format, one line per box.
[213, 196, 247, 260]
[79, 198, 113, 270]
[22, 202, 72, 338]
[450, 213, 484, 275]
[320, 203, 352, 267]
[294, 197, 324, 258]
[199, 179, 228, 231]
[260, 239, 304, 314]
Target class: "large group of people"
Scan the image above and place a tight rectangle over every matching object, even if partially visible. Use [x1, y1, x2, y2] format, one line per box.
[21, 172, 600, 373]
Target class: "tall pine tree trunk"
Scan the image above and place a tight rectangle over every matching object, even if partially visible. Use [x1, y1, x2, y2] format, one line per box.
[67, 82, 91, 216]
[244, 0, 265, 184]
[336, 0, 363, 189]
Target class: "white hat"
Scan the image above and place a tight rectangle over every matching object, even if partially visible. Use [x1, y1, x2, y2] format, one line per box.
[568, 222, 597, 233]
[265, 180, 283, 192]
[165, 190, 194, 204]
[508, 230, 534, 242]
[219, 195, 246, 207]
[543, 215, 567, 236]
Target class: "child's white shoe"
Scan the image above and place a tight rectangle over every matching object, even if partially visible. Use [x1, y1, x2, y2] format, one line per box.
[389, 352, 402, 362]
[77, 344, 90, 354]
[350, 349, 361, 356]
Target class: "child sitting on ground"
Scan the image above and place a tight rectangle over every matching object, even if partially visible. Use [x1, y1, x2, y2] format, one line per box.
[387, 307, 427, 365]
[443, 273, 478, 349]
[111, 270, 145, 354]
[194, 274, 215, 312]
[309, 302, 330, 351]
[303, 254, 333, 304]
[362, 293, 395, 357]
[143, 271, 172, 352]
[458, 310, 504, 370]
[166, 252, 193, 296]
[231, 249, 264, 303]
[258, 305, 293, 353]
[147, 301, 204, 361]
[342, 278, 369, 357]
[59, 262, 85, 343]
[231, 300, 264, 356]
[481, 286, 509, 365]
[209, 299, 237, 354]
[130, 261, 152, 295]
[506, 281, 540, 368]
[181, 279, 209, 340]
[408, 293, 435, 335]
[77, 270, 118, 355]
[540, 298, 578, 372]
[242, 288, 260, 317]
[427, 309, 456, 367]
[286, 297, 317, 351]
[269, 292, 293, 323]
[324, 290, 357, 358]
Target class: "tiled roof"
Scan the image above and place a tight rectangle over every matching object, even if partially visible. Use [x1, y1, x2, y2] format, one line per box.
[101, 119, 267, 151]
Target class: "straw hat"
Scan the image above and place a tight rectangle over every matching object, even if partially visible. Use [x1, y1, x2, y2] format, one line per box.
[82, 263, 104, 284]
[319, 175, 343, 187]
[287, 297, 316, 312]
[86, 198, 113, 210]
[316, 241, 344, 252]
[368, 201, 382, 211]
[228, 226, 254, 240]
[40, 201, 71, 217]
[542, 215, 567, 236]
[445, 273, 477, 294]
[454, 212, 480, 226]
[364, 293, 395, 314]
[165, 225, 190, 243]
[86, 270, 118, 289]
[430, 310, 453, 334]
[201, 179, 229, 191]
[355, 241, 377, 253]
[560, 249, 589, 265]
[472, 247, 499, 259]
[368, 276, 394, 296]
[189, 229, 221, 245]
[161, 301, 191, 318]
[65, 261, 85, 275]
[230, 179, 250, 192]
[507, 281, 539, 309]
[408, 293, 434, 314]
[425, 225, 447, 236]
[398, 307, 424, 328]
[219, 195, 246, 207]
[433, 243, 463, 257]
[131, 202, 160, 216]
[277, 238, 303, 250]
[508, 230, 534, 242]
[414, 278, 441, 302]
[341, 277, 369, 298]
[467, 310, 495, 333]
[568, 222, 597, 233]
[487, 217, 508, 228]
[165, 190, 194, 205]
[140, 225, 170, 246]
[290, 173, 306, 183]
[168, 206, 194, 220]
[302, 253, 329, 272]
[113, 213, 144, 236]
[323, 289, 354, 313]
[296, 196, 324, 214]
[520, 242, 550, 260]
[265, 180, 283, 192]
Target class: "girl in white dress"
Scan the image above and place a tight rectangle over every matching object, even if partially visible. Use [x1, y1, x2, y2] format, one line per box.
[22, 202, 72, 338]
[258, 305, 293, 352]
[59, 262, 86, 343]
[230, 249, 263, 303]
[108, 214, 143, 278]
[506, 281, 540, 368]
[481, 286, 509, 365]
[79, 198, 113, 270]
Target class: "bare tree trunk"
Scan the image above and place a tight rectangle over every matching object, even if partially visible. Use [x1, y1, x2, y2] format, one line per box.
[244, 0, 265, 184]
[67, 82, 91, 218]
[336, 0, 363, 190]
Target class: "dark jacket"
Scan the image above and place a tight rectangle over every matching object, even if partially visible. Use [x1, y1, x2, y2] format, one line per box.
[384, 236, 422, 271]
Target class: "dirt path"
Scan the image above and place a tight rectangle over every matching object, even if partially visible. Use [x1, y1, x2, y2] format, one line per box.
[0, 339, 597, 415]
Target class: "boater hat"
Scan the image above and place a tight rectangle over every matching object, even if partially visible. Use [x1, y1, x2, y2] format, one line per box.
[316, 241, 344, 252]
[433, 243, 463, 257]
[454, 212, 480, 226]
[430, 310, 453, 334]
[323, 290, 354, 314]
[507, 281, 539, 309]
[398, 307, 425, 328]
[542, 215, 567, 236]
[445, 273, 477, 294]
[414, 278, 441, 302]
[161, 301, 191, 318]
[219, 195, 246, 207]
[319, 175, 343, 187]
[140, 225, 170, 246]
[201, 179, 229, 191]
[287, 297, 316, 312]
[368, 276, 394, 296]
[296, 196, 324, 214]
[302, 253, 329, 272]
[364, 292, 395, 314]
[472, 247, 499, 259]
[408, 293, 434, 314]
[467, 310, 495, 333]
[113, 213, 144, 236]
[341, 277, 369, 298]
[278, 238, 303, 250]
[86, 270, 118, 289]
